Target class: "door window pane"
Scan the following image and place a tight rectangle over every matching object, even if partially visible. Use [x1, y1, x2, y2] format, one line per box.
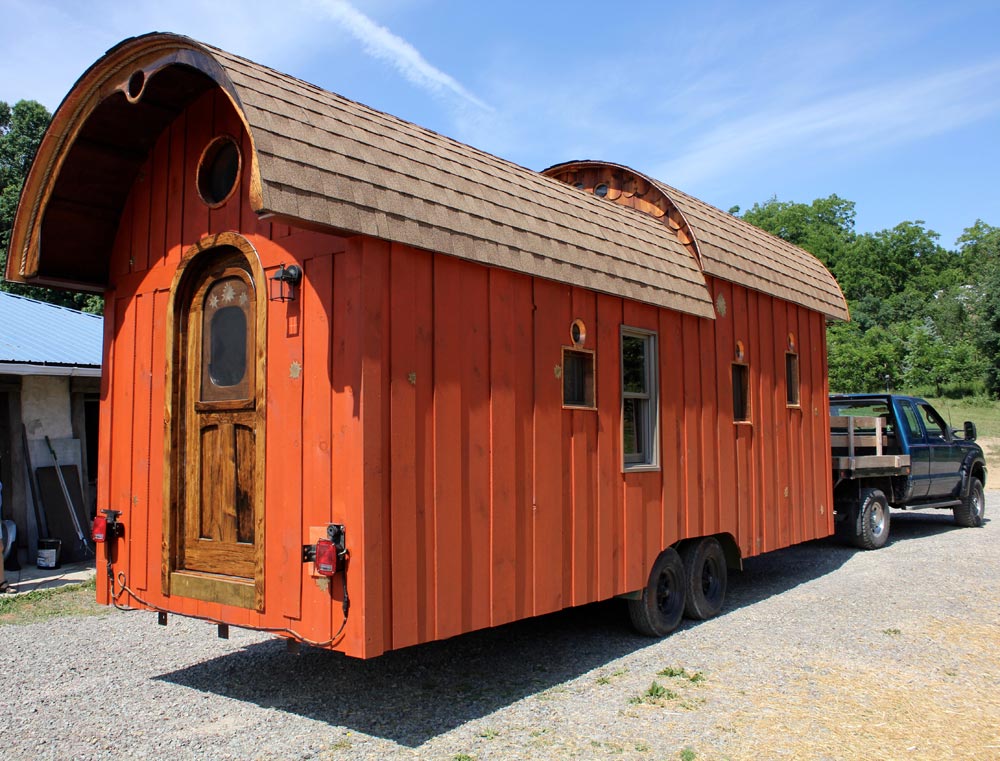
[201, 274, 253, 402]
[209, 306, 247, 386]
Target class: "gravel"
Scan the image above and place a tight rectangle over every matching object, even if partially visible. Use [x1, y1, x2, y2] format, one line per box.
[2, 497, 998, 760]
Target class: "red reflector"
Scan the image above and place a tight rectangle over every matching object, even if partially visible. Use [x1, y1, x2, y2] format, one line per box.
[315, 539, 339, 576]
[92, 515, 108, 543]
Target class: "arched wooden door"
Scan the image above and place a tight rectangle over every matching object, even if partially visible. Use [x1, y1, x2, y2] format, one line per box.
[165, 244, 265, 610]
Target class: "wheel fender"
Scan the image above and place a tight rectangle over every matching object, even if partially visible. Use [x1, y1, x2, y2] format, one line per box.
[960, 455, 987, 497]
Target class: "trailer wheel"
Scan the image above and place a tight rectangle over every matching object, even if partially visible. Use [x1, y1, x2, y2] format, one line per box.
[680, 538, 727, 620]
[954, 478, 985, 528]
[628, 547, 686, 637]
[852, 488, 890, 550]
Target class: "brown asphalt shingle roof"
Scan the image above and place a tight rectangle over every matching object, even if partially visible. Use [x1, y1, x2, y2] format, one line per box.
[206, 43, 716, 318]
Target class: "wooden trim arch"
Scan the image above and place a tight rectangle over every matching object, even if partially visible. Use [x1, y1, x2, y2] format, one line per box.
[161, 232, 268, 610]
[5, 33, 263, 289]
[543, 161, 704, 270]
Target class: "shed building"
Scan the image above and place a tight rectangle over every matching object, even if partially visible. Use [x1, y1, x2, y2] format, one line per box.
[0, 292, 102, 560]
[6, 33, 848, 657]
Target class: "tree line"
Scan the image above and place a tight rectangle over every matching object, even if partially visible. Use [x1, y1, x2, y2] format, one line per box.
[3, 98, 998, 395]
[736, 196, 999, 397]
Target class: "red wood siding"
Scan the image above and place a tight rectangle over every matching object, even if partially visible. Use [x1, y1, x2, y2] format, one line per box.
[98, 86, 835, 659]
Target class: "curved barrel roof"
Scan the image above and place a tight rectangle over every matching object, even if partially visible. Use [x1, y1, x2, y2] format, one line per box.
[7, 33, 846, 321]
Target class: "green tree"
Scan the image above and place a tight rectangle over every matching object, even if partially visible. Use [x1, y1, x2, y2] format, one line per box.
[0, 99, 102, 313]
[827, 322, 905, 393]
[959, 221, 1000, 395]
[740, 194, 856, 268]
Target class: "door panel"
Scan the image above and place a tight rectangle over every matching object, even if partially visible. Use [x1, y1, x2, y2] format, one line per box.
[167, 246, 264, 607]
[898, 400, 930, 499]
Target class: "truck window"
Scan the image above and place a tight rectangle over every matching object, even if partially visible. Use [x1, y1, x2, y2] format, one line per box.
[899, 401, 924, 442]
[917, 403, 949, 443]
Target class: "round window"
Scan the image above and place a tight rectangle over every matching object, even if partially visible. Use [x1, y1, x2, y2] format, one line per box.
[197, 135, 241, 207]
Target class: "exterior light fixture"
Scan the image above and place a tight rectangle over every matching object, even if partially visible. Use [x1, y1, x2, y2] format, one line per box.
[270, 263, 302, 302]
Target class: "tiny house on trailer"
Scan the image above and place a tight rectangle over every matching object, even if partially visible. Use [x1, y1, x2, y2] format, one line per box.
[7, 33, 849, 657]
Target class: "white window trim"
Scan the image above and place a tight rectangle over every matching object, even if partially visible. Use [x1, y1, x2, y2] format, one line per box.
[620, 326, 660, 472]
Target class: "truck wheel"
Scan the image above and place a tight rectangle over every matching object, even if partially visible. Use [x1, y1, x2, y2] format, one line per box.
[628, 547, 686, 637]
[852, 488, 890, 550]
[954, 478, 985, 528]
[680, 537, 727, 620]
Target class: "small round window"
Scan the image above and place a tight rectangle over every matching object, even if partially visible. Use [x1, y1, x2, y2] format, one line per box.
[197, 135, 241, 207]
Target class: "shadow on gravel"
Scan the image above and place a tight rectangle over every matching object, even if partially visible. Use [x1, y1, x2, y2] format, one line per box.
[155, 511, 977, 746]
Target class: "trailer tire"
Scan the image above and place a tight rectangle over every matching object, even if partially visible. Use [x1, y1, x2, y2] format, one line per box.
[852, 488, 890, 550]
[628, 547, 686, 637]
[954, 478, 985, 528]
[680, 537, 727, 620]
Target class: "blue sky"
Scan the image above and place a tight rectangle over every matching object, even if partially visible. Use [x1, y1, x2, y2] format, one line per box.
[2, 0, 998, 248]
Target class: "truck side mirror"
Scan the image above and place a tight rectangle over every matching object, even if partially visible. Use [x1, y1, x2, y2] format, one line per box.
[963, 421, 977, 442]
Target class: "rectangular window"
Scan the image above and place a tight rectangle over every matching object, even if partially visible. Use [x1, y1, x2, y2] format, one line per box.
[562, 348, 595, 408]
[785, 353, 800, 406]
[732, 363, 750, 422]
[622, 329, 658, 468]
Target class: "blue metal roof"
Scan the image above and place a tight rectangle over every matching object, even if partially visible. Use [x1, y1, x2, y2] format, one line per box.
[0, 292, 102, 369]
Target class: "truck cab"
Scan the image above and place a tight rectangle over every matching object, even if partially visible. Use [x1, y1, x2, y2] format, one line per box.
[829, 394, 987, 549]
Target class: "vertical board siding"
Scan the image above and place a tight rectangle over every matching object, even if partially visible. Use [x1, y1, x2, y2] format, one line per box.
[101, 86, 839, 659]
[301, 252, 334, 640]
[488, 269, 518, 627]
[129, 292, 153, 591]
[595, 296, 623, 599]
[431, 255, 464, 641]
[388, 245, 421, 649]
[531, 279, 569, 616]
[569, 288, 598, 606]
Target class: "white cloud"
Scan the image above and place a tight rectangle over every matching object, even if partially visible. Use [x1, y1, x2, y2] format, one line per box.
[310, 0, 492, 112]
[656, 59, 1000, 187]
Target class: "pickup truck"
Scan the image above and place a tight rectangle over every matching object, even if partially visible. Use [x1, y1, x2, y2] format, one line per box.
[829, 394, 987, 549]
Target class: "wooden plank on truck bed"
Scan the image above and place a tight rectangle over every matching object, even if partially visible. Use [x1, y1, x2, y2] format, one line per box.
[832, 454, 911, 472]
[830, 416, 888, 454]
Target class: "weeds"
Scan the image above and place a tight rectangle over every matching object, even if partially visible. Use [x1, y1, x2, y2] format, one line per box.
[680, 748, 697, 761]
[596, 667, 629, 685]
[630, 681, 679, 705]
[657, 666, 706, 683]
[882, 628, 902, 636]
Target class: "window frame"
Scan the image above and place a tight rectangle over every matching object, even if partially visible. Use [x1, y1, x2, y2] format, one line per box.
[620, 326, 659, 471]
[561, 346, 597, 410]
[732, 362, 751, 423]
[785, 352, 800, 408]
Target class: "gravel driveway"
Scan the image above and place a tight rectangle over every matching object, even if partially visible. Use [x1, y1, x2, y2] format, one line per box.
[3, 496, 998, 760]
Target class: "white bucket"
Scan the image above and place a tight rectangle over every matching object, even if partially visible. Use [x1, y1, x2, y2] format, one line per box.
[37, 538, 61, 569]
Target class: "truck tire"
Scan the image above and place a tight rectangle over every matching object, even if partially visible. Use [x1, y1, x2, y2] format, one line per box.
[954, 478, 985, 528]
[680, 537, 727, 620]
[628, 547, 686, 637]
[852, 488, 890, 550]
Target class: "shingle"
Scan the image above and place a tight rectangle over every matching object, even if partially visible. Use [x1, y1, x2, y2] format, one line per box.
[200, 40, 716, 319]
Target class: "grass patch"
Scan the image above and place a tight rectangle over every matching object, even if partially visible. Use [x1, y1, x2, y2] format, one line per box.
[882, 628, 902, 636]
[658, 666, 706, 683]
[0, 577, 106, 626]
[921, 395, 1000, 437]
[630, 681, 679, 705]
[679, 748, 697, 761]
[478, 728, 499, 740]
[596, 666, 629, 685]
